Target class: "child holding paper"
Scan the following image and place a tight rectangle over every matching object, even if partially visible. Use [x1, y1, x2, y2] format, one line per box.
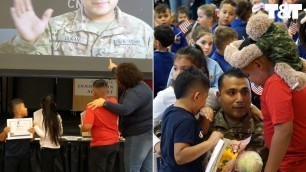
[0, 98, 34, 172]
[160, 68, 223, 171]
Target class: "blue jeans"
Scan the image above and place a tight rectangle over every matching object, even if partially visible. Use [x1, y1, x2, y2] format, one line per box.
[124, 131, 153, 172]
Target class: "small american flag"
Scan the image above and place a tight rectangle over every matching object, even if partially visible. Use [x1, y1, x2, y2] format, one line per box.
[178, 20, 193, 35]
[251, 82, 263, 96]
[289, 21, 298, 35]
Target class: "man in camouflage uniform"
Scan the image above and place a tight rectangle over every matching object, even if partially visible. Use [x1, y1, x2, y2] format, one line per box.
[0, 0, 153, 59]
[210, 68, 267, 161]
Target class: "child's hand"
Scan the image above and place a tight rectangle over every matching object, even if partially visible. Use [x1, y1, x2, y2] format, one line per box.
[3, 127, 10, 134]
[208, 131, 223, 146]
[28, 127, 35, 134]
[199, 106, 214, 122]
[229, 140, 240, 153]
[32, 121, 38, 127]
[250, 104, 263, 122]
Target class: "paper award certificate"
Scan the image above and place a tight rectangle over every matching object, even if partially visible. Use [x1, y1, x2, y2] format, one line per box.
[7, 118, 33, 140]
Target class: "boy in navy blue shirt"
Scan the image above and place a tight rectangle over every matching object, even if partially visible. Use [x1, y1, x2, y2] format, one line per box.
[160, 68, 223, 171]
[209, 0, 237, 57]
[154, 25, 175, 97]
[0, 99, 34, 172]
[211, 0, 237, 33]
[154, 3, 188, 53]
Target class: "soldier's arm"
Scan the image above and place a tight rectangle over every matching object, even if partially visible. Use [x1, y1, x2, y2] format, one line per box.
[0, 41, 14, 54]
[11, 25, 52, 55]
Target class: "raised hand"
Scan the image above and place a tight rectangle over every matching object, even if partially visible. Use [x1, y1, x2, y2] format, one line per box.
[108, 59, 117, 71]
[250, 104, 263, 122]
[10, 0, 53, 42]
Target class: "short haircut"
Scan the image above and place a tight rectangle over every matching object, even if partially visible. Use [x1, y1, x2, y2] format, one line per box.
[214, 26, 238, 50]
[154, 3, 170, 14]
[154, 25, 175, 47]
[93, 79, 108, 88]
[198, 4, 218, 23]
[174, 67, 210, 99]
[235, 0, 252, 21]
[220, 0, 237, 9]
[9, 98, 24, 117]
[191, 25, 212, 42]
[218, 67, 249, 90]
[177, 5, 189, 16]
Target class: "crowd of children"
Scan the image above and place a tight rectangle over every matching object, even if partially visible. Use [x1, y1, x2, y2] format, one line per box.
[154, 0, 306, 171]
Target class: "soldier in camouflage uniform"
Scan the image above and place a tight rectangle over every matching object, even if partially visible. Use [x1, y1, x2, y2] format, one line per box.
[0, 0, 153, 59]
[209, 68, 268, 162]
[212, 109, 266, 156]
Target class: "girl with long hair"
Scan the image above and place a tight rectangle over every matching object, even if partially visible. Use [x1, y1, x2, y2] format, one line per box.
[33, 94, 63, 172]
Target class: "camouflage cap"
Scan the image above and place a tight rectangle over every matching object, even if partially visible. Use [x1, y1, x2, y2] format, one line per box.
[247, 13, 303, 71]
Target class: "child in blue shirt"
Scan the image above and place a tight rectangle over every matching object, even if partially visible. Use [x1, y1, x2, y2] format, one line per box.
[210, 0, 237, 57]
[154, 25, 175, 97]
[211, 26, 238, 72]
[233, 0, 252, 40]
[0, 99, 34, 172]
[211, 0, 237, 33]
[160, 68, 223, 171]
[154, 3, 188, 53]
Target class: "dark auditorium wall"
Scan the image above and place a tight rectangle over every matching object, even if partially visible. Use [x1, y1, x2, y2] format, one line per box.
[12, 77, 73, 111]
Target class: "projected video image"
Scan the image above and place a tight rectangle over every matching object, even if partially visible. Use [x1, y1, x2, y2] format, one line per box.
[0, 0, 153, 59]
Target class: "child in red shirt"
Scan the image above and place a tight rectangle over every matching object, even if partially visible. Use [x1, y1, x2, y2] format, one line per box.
[81, 79, 119, 172]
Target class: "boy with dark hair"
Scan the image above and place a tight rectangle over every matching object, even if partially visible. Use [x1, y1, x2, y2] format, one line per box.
[177, 5, 190, 23]
[160, 68, 223, 171]
[81, 79, 119, 172]
[233, 0, 252, 40]
[211, 26, 238, 72]
[154, 25, 175, 97]
[154, 3, 188, 53]
[0, 98, 33, 172]
[211, 0, 237, 33]
[209, 0, 237, 57]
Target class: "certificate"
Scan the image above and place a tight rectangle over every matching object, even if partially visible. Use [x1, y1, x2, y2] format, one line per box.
[7, 118, 33, 140]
